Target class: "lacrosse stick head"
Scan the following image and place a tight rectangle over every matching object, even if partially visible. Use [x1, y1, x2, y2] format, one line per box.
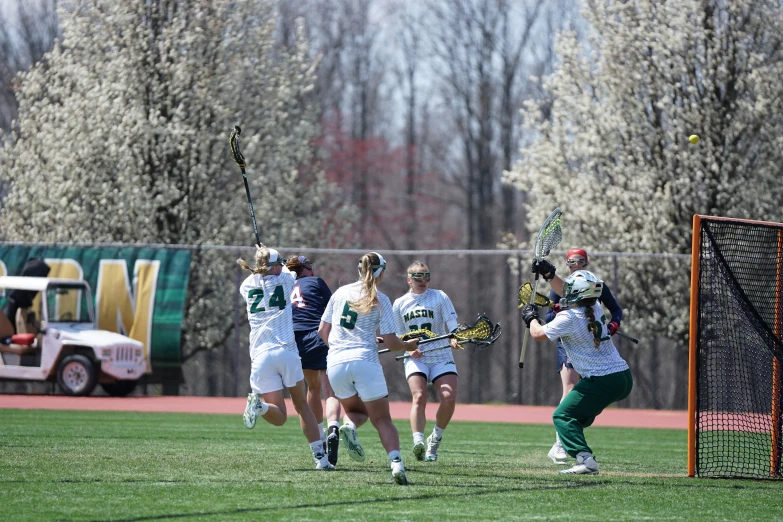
[562, 270, 603, 304]
[229, 125, 246, 168]
[453, 315, 501, 348]
[534, 208, 563, 261]
[518, 282, 552, 308]
[401, 329, 436, 341]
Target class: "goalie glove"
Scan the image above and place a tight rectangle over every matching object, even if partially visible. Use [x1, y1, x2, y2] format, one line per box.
[520, 304, 540, 329]
[531, 259, 556, 281]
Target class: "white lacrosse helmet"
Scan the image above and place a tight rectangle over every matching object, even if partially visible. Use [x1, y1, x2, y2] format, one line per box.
[562, 270, 603, 304]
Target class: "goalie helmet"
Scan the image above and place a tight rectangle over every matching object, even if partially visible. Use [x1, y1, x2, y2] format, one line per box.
[562, 270, 603, 304]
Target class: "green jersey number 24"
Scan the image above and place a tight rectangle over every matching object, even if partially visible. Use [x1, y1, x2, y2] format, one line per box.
[248, 285, 287, 313]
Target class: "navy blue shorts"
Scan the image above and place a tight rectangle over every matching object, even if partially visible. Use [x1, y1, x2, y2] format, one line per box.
[556, 342, 574, 373]
[295, 329, 328, 371]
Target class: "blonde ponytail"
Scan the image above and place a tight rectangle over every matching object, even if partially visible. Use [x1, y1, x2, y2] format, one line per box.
[350, 253, 384, 313]
[237, 247, 273, 275]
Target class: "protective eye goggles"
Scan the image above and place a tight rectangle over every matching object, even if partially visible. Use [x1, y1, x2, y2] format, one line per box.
[566, 258, 588, 267]
[408, 272, 431, 282]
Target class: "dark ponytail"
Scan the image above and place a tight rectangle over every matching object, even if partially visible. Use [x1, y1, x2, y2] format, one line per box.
[580, 298, 600, 348]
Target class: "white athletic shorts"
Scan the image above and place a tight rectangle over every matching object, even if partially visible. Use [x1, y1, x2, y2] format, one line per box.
[404, 358, 458, 383]
[249, 346, 304, 394]
[327, 360, 388, 402]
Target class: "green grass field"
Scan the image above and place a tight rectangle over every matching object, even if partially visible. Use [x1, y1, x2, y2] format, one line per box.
[1, 409, 781, 521]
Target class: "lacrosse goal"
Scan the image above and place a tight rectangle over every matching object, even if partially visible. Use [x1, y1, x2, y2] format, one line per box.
[688, 215, 783, 479]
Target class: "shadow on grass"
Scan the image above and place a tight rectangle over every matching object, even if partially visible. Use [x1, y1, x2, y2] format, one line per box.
[86, 479, 605, 522]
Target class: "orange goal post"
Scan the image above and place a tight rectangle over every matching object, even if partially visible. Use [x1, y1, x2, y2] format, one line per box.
[688, 214, 783, 479]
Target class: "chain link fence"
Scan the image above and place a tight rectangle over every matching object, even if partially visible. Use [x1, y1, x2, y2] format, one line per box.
[0, 242, 691, 410]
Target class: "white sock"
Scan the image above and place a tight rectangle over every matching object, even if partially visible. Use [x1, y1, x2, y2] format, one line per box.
[343, 418, 357, 431]
[257, 401, 269, 415]
[310, 440, 324, 456]
[577, 451, 592, 460]
[413, 432, 425, 444]
[388, 450, 402, 462]
[328, 420, 340, 429]
[432, 425, 444, 440]
[320, 426, 327, 443]
[555, 431, 562, 445]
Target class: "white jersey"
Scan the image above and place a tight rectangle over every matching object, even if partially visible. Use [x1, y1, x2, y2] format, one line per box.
[393, 289, 459, 365]
[239, 266, 297, 358]
[543, 302, 629, 377]
[321, 281, 396, 367]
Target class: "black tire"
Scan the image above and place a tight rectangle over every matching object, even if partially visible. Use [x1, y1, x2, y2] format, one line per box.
[56, 354, 98, 396]
[100, 380, 138, 397]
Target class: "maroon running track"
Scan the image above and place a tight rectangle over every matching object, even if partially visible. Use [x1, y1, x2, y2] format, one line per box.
[0, 395, 686, 429]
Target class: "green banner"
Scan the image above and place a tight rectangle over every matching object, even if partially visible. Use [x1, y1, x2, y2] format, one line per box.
[0, 245, 190, 371]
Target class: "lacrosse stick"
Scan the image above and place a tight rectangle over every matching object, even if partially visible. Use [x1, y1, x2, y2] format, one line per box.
[229, 126, 262, 246]
[517, 282, 639, 344]
[519, 208, 563, 368]
[378, 315, 502, 359]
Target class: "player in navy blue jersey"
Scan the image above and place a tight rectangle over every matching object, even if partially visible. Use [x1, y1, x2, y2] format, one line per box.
[543, 248, 623, 464]
[286, 255, 342, 466]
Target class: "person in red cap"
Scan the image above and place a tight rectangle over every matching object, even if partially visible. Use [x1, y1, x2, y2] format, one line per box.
[542, 248, 624, 465]
[286, 255, 342, 466]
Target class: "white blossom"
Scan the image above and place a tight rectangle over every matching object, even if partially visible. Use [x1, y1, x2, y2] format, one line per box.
[505, 0, 783, 341]
[0, 0, 356, 357]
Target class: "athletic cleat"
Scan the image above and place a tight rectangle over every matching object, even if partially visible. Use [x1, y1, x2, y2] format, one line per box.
[425, 434, 441, 462]
[339, 424, 366, 462]
[548, 441, 569, 465]
[326, 426, 340, 466]
[391, 457, 409, 485]
[413, 441, 426, 461]
[315, 452, 335, 470]
[559, 454, 599, 475]
[243, 393, 260, 429]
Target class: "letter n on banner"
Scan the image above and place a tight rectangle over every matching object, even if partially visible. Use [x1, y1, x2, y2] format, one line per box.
[95, 259, 160, 373]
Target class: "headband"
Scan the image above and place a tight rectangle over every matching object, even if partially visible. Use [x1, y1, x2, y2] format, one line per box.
[566, 248, 588, 261]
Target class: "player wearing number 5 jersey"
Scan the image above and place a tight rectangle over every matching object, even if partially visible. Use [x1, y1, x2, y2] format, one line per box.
[318, 252, 419, 485]
[238, 245, 334, 471]
[393, 261, 460, 462]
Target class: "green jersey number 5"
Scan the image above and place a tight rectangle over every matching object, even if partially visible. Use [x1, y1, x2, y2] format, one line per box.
[340, 302, 358, 329]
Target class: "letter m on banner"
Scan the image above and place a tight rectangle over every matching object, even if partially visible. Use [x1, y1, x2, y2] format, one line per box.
[96, 259, 160, 372]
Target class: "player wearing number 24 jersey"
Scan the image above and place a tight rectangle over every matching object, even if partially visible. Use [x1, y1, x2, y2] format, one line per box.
[237, 245, 334, 471]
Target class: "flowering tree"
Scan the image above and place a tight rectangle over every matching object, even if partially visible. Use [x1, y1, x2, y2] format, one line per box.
[505, 0, 783, 341]
[0, 0, 355, 359]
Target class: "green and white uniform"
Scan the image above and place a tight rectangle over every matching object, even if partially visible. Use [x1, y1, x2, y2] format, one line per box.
[543, 302, 633, 458]
[322, 282, 396, 401]
[393, 289, 459, 382]
[240, 266, 301, 394]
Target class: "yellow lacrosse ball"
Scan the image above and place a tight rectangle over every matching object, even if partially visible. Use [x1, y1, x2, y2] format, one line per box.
[689, 135, 700, 144]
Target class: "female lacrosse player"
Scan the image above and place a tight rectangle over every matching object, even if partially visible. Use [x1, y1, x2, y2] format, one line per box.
[392, 261, 460, 462]
[318, 252, 420, 485]
[544, 248, 624, 464]
[287, 255, 342, 465]
[238, 245, 334, 471]
[521, 267, 632, 475]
